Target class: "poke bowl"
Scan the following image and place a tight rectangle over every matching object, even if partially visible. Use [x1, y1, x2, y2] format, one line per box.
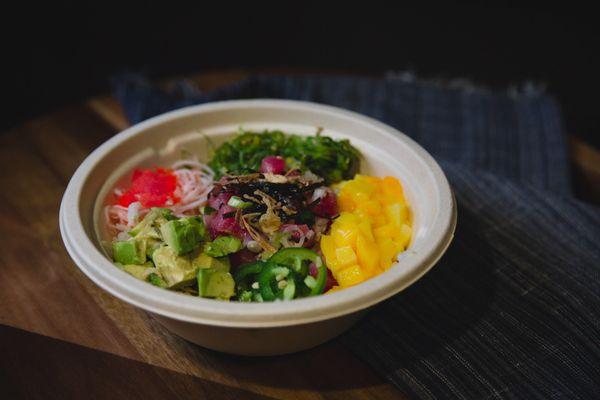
[60, 99, 456, 355]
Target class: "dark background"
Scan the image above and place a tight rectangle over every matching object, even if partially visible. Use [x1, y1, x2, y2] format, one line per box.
[2, 7, 599, 147]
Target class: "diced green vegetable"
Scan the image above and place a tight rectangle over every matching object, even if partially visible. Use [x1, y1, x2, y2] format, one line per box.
[119, 262, 154, 280]
[205, 236, 243, 257]
[160, 216, 207, 255]
[147, 272, 167, 288]
[238, 290, 253, 302]
[192, 252, 230, 272]
[227, 196, 253, 209]
[130, 208, 173, 237]
[151, 246, 198, 288]
[258, 264, 297, 301]
[113, 238, 146, 265]
[197, 268, 235, 300]
[269, 247, 326, 296]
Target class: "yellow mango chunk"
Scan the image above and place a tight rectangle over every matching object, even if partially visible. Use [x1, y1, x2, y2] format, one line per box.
[378, 238, 397, 270]
[335, 264, 367, 287]
[373, 224, 399, 241]
[395, 224, 412, 250]
[327, 259, 342, 273]
[337, 193, 355, 212]
[357, 220, 374, 242]
[320, 174, 412, 290]
[336, 212, 358, 227]
[356, 200, 381, 216]
[333, 225, 358, 248]
[381, 176, 405, 201]
[344, 180, 374, 198]
[359, 175, 381, 187]
[384, 203, 408, 227]
[372, 215, 387, 228]
[380, 258, 392, 271]
[356, 234, 380, 277]
[320, 234, 336, 263]
[335, 246, 358, 268]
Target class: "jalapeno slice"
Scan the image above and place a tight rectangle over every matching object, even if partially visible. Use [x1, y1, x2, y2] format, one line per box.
[233, 261, 266, 299]
[268, 248, 327, 296]
[233, 261, 265, 282]
[258, 263, 297, 301]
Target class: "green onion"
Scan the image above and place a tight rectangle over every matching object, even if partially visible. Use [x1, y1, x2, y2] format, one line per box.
[227, 196, 253, 209]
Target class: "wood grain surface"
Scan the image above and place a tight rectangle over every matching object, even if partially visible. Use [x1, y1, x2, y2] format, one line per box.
[2, 71, 598, 400]
[0, 78, 405, 399]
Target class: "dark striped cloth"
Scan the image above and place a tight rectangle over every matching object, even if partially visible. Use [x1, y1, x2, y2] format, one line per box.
[114, 74, 600, 399]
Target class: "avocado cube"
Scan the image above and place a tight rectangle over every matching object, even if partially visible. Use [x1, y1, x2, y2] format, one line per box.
[145, 238, 163, 258]
[152, 246, 198, 288]
[147, 273, 168, 288]
[113, 238, 146, 265]
[197, 268, 235, 300]
[192, 253, 231, 272]
[120, 262, 154, 281]
[160, 217, 206, 255]
[130, 208, 173, 237]
[205, 236, 242, 257]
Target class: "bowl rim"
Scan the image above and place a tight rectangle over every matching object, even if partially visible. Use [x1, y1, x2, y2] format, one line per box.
[60, 99, 456, 328]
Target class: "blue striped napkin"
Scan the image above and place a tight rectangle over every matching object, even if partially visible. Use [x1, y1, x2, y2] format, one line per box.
[114, 74, 600, 399]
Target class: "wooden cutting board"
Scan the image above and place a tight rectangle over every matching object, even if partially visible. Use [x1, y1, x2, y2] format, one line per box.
[0, 72, 406, 400]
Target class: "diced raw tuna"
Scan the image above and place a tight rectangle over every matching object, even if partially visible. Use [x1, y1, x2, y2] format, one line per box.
[259, 156, 286, 174]
[310, 187, 338, 218]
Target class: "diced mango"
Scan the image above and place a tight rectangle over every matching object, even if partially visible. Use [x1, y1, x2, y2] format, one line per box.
[344, 180, 373, 197]
[373, 224, 398, 240]
[356, 234, 379, 277]
[337, 193, 355, 212]
[384, 203, 408, 227]
[378, 238, 397, 270]
[336, 212, 358, 227]
[396, 224, 412, 250]
[335, 265, 367, 287]
[349, 174, 375, 195]
[333, 225, 358, 248]
[359, 175, 380, 187]
[327, 259, 342, 273]
[351, 191, 371, 204]
[320, 234, 336, 263]
[320, 174, 411, 289]
[356, 199, 381, 216]
[357, 220, 374, 242]
[379, 258, 392, 271]
[372, 215, 387, 228]
[335, 246, 358, 268]
[382, 176, 405, 200]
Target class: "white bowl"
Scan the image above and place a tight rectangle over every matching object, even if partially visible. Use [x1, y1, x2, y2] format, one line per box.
[60, 99, 456, 356]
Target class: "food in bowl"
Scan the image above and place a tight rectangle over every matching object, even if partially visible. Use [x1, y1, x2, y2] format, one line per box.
[104, 129, 412, 302]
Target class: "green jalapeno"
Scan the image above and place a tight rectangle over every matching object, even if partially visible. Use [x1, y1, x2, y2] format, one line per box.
[233, 261, 266, 299]
[268, 248, 327, 296]
[258, 263, 297, 301]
